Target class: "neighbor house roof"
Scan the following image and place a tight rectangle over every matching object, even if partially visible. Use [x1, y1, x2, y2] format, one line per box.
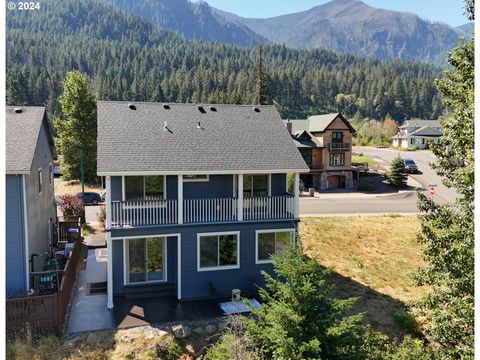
[399, 119, 442, 129]
[6, 106, 56, 174]
[284, 113, 355, 135]
[393, 126, 443, 139]
[97, 102, 309, 174]
[292, 131, 323, 148]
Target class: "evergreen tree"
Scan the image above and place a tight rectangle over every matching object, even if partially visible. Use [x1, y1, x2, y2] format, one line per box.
[415, 2, 474, 357]
[386, 156, 408, 187]
[246, 243, 369, 359]
[54, 70, 97, 181]
[254, 45, 271, 105]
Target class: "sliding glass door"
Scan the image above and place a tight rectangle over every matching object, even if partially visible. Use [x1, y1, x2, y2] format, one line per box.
[127, 237, 166, 284]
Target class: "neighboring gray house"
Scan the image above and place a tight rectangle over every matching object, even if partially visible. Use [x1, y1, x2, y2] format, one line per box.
[6, 106, 57, 298]
[97, 102, 309, 308]
[392, 119, 443, 149]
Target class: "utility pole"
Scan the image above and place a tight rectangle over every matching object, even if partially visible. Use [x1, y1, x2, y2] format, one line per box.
[80, 149, 86, 224]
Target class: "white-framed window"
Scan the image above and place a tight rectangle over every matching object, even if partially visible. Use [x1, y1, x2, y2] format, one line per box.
[183, 175, 209, 182]
[329, 153, 345, 166]
[124, 175, 166, 201]
[255, 229, 295, 264]
[37, 168, 43, 195]
[48, 163, 53, 186]
[197, 231, 240, 271]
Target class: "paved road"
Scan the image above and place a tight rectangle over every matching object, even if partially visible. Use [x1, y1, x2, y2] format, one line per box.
[300, 191, 419, 216]
[355, 146, 458, 203]
[299, 147, 458, 216]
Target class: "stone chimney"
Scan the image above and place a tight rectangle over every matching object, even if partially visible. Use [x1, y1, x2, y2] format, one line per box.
[284, 118, 292, 135]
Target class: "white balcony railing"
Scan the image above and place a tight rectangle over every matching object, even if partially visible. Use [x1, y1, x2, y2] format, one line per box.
[184, 197, 238, 224]
[111, 199, 177, 228]
[110, 195, 296, 228]
[243, 195, 295, 221]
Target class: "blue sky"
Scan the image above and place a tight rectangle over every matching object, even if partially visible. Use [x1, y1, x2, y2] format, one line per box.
[205, 0, 468, 27]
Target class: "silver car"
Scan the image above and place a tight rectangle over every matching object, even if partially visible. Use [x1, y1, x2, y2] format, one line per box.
[403, 158, 418, 173]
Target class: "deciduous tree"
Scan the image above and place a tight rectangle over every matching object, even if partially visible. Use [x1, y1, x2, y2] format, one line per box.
[415, 1, 474, 357]
[54, 71, 97, 182]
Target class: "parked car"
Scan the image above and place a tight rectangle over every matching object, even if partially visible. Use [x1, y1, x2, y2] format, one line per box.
[53, 164, 62, 176]
[76, 192, 102, 205]
[403, 158, 418, 173]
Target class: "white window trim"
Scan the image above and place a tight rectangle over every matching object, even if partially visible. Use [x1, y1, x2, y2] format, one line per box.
[48, 163, 53, 186]
[122, 175, 167, 204]
[37, 168, 43, 195]
[197, 231, 240, 272]
[183, 174, 210, 182]
[123, 235, 169, 285]
[255, 228, 295, 264]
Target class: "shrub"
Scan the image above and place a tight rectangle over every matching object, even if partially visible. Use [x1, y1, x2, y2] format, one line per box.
[245, 243, 372, 359]
[59, 194, 84, 218]
[386, 156, 408, 187]
[98, 205, 106, 229]
[357, 182, 375, 191]
[287, 173, 305, 193]
[392, 313, 418, 335]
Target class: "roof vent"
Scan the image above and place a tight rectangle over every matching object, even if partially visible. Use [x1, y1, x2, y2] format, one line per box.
[253, 107, 260, 113]
[128, 103, 136, 110]
[209, 106, 217, 112]
[14, 107, 22, 114]
[197, 121, 204, 130]
[198, 105, 206, 114]
[163, 104, 170, 110]
[163, 121, 168, 131]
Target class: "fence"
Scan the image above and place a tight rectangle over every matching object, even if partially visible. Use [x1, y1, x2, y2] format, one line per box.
[6, 235, 83, 335]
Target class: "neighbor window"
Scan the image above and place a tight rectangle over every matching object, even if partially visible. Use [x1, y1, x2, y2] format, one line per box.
[256, 230, 294, 263]
[183, 175, 209, 182]
[198, 232, 239, 271]
[125, 176, 164, 201]
[49, 164, 53, 185]
[329, 153, 345, 166]
[332, 132, 343, 143]
[37, 168, 43, 194]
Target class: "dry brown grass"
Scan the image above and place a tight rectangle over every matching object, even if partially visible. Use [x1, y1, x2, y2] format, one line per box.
[301, 215, 427, 303]
[300, 215, 429, 338]
[7, 328, 183, 360]
[55, 180, 102, 195]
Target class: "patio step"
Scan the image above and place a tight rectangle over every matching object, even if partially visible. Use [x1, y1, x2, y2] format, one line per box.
[124, 283, 176, 299]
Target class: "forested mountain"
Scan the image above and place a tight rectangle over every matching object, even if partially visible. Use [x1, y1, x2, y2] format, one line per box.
[456, 22, 475, 36]
[6, 0, 443, 122]
[214, 0, 468, 66]
[98, 0, 267, 47]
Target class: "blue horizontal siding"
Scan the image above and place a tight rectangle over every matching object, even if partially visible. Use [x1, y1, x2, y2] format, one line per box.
[6, 175, 26, 297]
[110, 221, 298, 300]
[183, 175, 233, 199]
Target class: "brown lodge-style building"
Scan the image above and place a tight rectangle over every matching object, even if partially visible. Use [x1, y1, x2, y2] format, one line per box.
[284, 113, 356, 190]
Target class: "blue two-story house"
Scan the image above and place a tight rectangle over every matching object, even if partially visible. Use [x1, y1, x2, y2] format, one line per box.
[97, 102, 309, 308]
[6, 106, 57, 298]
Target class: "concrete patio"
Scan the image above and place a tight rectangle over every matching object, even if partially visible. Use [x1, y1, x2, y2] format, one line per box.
[67, 247, 115, 334]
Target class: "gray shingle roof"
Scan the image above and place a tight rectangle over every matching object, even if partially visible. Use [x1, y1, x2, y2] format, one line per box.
[97, 102, 309, 174]
[399, 119, 442, 129]
[6, 106, 54, 174]
[394, 126, 443, 138]
[284, 113, 355, 134]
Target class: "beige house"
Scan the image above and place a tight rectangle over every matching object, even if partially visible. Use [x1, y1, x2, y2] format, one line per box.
[392, 119, 443, 149]
[284, 113, 356, 190]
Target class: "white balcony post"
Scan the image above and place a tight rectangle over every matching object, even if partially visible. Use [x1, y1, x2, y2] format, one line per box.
[178, 175, 183, 224]
[294, 172, 300, 218]
[105, 175, 112, 229]
[237, 174, 243, 221]
[106, 232, 113, 309]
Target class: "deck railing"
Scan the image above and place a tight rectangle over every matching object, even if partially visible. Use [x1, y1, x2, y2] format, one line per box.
[244, 195, 295, 221]
[110, 195, 295, 227]
[111, 199, 178, 228]
[328, 143, 351, 150]
[184, 197, 238, 224]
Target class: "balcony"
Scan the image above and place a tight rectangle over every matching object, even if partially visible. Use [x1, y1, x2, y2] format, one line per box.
[110, 195, 295, 228]
[328, 143, 351, 151]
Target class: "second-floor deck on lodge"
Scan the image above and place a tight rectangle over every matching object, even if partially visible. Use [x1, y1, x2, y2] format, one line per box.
[97, 102, 309, 228]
